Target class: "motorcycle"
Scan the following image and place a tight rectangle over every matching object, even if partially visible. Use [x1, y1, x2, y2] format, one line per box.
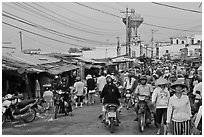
[54, 90, 72, 119]
[104, 104, 119, 133]
[124, 89, 132, 110]
[137, 95, 153, 132]
[2, 94, 38, 125]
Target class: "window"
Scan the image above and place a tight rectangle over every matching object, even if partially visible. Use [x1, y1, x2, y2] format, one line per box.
[176, 39, 179, 44]
[170, 39, 173, 44]
[182, 41, 184, 44]
[191, 39, 194, 45]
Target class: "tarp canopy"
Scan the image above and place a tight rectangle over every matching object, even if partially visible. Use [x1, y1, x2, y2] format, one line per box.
[2, 54, 45, 73]
[47, 64, 79, 75]
[84, 64, 102, 69]
[74, 56, 103, 64]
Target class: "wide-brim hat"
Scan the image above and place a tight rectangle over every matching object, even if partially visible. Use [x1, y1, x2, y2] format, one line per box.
[170, 79, 187, 89]
[140, 75, 147, 80]
[76, 77, 81, 80]
[155, 77, 169, 86]
[197, 66, 202, 71]
[17, 67, 26, 74]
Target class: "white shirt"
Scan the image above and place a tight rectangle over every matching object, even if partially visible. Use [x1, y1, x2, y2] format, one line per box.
[124, 77, 136, 90]
[97, 76, 107, 91]
[74, 81, 85, 96]
[152, 87, 170, 108]
[167, 94, 191, 123]
[193, 82, 202, 98]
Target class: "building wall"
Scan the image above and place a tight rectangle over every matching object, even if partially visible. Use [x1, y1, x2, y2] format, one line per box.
[159, 44, 201, 57]
[194, 35, 202, 44]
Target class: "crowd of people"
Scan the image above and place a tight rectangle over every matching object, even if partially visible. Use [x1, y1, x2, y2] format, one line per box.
[6, 61, 201, 135]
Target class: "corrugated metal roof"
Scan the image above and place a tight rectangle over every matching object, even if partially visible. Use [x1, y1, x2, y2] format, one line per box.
[2, 49, 79, 74]
[3, 50, 60, 65]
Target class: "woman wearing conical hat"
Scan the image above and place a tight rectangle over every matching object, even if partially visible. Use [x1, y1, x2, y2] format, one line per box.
[152, 77, 170, 135]
[166, 79, 191, 135]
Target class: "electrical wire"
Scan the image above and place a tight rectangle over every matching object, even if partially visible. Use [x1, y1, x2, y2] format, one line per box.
[32, 2, 122, 32]
[3, 11, 118, 45]
[50, 3, 118, 24]
[3, 21, 92, 48]
[24, 2, 120, 35]
[22, 33, 64, 52]
[75, 2, 201, 32]
[92, 2, 122, 12]
[14, 2, 123, 36]
[74, 2, 123, 18]
[152, 2, 202, 14]
[5, 3, 122, 45]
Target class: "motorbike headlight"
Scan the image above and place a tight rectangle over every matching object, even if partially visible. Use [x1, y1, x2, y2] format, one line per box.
[138, 96, 146, 101]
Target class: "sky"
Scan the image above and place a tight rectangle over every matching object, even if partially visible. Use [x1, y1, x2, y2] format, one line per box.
[2, 1, 202, 56]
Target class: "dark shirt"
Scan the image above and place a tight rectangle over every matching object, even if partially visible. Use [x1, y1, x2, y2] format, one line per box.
[101, 83, 121, 105]
[87, 78, 96, 91]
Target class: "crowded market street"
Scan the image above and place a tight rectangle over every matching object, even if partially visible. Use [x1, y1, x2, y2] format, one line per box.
[2, 1, 202, 135]
[2, 97, 158, 135]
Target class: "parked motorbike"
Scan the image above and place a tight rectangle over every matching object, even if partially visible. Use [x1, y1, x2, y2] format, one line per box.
[54, 90, 72, 119]
[103, 104, 119, 133]
[137, 95, 153, 132]
[2, 94, 38, 125]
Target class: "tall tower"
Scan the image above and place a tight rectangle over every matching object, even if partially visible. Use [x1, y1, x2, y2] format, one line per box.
[129, 9, 143, 57]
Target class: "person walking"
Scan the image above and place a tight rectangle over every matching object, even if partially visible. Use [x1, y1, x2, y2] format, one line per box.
[97, 72, 107, 104]
[73, 77, 85, 108]
[86, 74, 96, 105]
[166, 79, 192, 135]
[43, 84, 54, 110]
[152, 77, 170, 135]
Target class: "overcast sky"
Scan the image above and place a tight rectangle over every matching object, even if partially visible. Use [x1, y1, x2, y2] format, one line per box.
[2, 1, 202, 53]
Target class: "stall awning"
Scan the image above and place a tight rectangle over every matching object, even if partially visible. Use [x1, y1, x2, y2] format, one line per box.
[84, 64, 92, 69]
[47, 64, 79, 75]
[83, 64, 102, 69]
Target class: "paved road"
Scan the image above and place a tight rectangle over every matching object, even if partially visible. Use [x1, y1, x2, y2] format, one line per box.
[2, 98, 159, 135]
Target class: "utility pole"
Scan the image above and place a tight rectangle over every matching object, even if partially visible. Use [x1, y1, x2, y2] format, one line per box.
[151, 29, 157, 58]
[116, 37, 120, 56]
[138, 35, 143, 56]
[145, 44, 148, 57]
[125, 7, 129, 56]
[105, 39, 109, 58]
[121, 7, 131, 56]
[19, 31, 23, 52]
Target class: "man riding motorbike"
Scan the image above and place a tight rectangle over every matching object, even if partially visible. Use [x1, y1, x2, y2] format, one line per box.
[123, 72, 136, 109]
[100, 75, 121, 123]
[134, 75, 153, 121]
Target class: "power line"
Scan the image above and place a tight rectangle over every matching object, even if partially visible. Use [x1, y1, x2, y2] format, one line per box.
[50, 3, 118, 24]
[32, 2, 122, 32]
[4, 3, 120, 45]
[74, 2, 201, 33]
[14, 2, 122, 36]
[152, 2, 202, 14]
[114, 2, 201, 21]
[3, 21, 91, 48]
[143, 22, 201, 32]
[92, 3, 122, 12]
[25, 2, 120, 35]
[3, 11, 118, 45]
[22, 33, 64, 52]
[74, 2, 123, 18]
